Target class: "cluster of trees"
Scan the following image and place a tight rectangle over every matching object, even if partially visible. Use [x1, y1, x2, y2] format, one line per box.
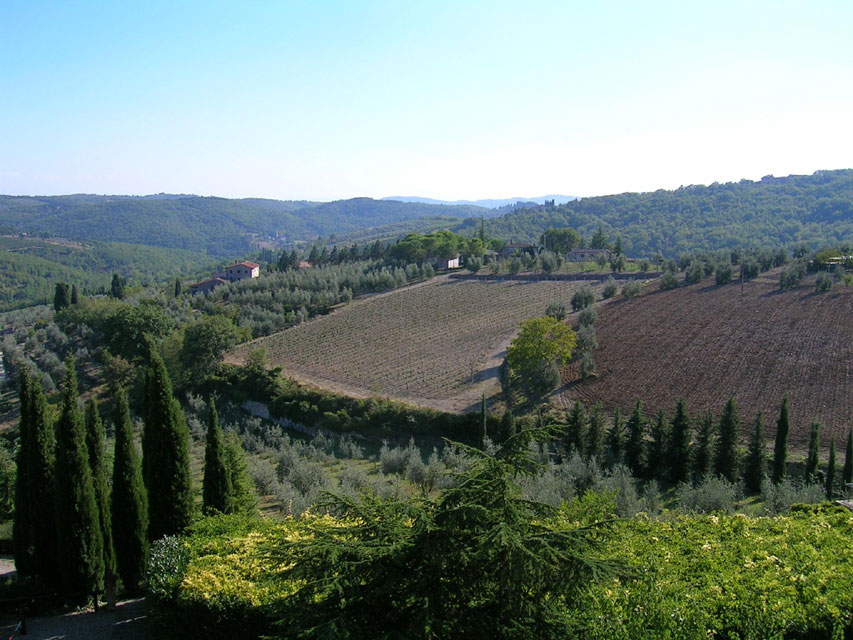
[556, 395, 853, 497]
[457, 169, 853, 257]
[13, 347, 252, 600]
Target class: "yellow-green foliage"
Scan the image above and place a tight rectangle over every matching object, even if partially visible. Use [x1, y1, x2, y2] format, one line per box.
[168, 507, 853, 639]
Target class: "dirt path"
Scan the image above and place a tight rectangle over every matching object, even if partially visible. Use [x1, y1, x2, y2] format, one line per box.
[0, 598, 150, 639]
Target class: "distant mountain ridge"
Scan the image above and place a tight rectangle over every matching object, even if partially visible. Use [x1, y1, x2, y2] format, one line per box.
[382, 194, 577, 208]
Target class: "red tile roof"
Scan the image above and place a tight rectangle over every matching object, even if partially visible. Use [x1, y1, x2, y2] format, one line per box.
[227, 261, 260, 269]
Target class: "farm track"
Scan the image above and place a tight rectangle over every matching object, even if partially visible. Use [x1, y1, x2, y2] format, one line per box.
[230, 273, 611, 412]
[557, 271, 853, 452]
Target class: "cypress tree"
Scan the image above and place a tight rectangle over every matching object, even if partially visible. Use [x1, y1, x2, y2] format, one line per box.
[624, 400, 645, 477]
[565, 402, 586, 455]
[500, 411, 516, 442]
[223, 432, 255, 514]
[53, 282, 71, 312]
[202, 397, 233, 515]
[586, 404, 606, 460]
[713, 397, 740, 482]
[646, 410, 669, 481]
[668, 398, 692, 484]
[111, 389, 148, 592]
[174, 278, 181, 297]
[110, 273, 125, 299]
[54, 356, 104, 597]
[843, 429, 853, 489]
[71, 284, 79, 305]
[29, 375, 58, 587]
[13, 370, 35, 577]
[480, 394, 487, 446]
[85, 400, 116, 579]
[825, 439, 836, 498]
[142, 345, 193, 540]
[605, 408, 625, 466]
[692, 411, 714, 479]
[804, 422, 820, 483]
[771, 395, 790, 484]
[744, 412, 766, 494]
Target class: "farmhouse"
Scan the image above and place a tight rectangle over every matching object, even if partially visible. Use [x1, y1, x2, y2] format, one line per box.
[439, 255, 461, 270]
[297, 261, 313, 269]
[500, 243, 537, 259]
[566, 248, 611, 262]
[188, 277, 228, 295]
[225, 261, 260, 281]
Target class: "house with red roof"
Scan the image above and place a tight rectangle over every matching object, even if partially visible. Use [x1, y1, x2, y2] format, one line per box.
[224, 261, 260, 282]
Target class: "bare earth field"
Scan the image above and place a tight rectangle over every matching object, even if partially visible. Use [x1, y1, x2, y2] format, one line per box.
[557, 271, 853, 451]
[230, 273, 607, 412]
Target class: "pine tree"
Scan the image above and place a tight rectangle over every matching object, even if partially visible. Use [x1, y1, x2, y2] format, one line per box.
[692, 411, 714, 479]
[111, 389, 149, 593]
[142, 345, 193, 540]
[71, 284, 79, 305]
[646, 410, 669, 481]
[744, 412, 766, 494]
[668, 398, 692, 484]
[825, 439, 836, 498]
[586, 404, 606, 460]
[110, 273, 125, 299]
[13, 370, 35, 577]
[624, 400, 645, 477]
[85, 400, 116, 579]
[174, 278, 181, 297]
[713, 397, 740, 482]
[202, 397, 233, 515]
[804, 422, 820, 483]
[223, 432, 255, 514]
[565, 402, 586, 455]
[771, 395, 790, 484]
[29, 375, 59, 587]
[843, 429, 853, 490]
[605, 408, 625, 466]
[54, 357, 104, 597]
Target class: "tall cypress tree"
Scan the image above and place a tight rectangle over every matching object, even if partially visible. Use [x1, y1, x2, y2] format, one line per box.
[843, 429, 853, 489]
[744, 412, 766, 494]
[28, 375, 58, 587]
[13, 370, 35, 577]
[71, 284, 79, 305]
[202, 397, 233, 515]
[480, 394, 487, 446]
[804, 422, 820, 483]
[53, 282, 71, 312]
[692, 411, 714, 479]
[586, 404, 606, 461]
[54, 356, 104, 597]
[825, 439, 836, 498]
[714, 397, 740, 482]
[565, 402, 586, 455]
[85, 400, 116, 580]
[605, 408, 625, 466]
[668, 398, 692, 484]
[647, 410, 669, 481]
[624, 400, 645, 478]
[771, 395, 790, 484]
[143, 345, 193, 540]
[111, 389, 148, 592]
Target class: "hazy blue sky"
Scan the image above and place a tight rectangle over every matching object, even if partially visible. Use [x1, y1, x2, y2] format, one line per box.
[1, 1, 850, 200]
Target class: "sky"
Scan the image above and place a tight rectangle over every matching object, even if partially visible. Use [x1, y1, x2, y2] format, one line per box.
[1, 0, 851, 201]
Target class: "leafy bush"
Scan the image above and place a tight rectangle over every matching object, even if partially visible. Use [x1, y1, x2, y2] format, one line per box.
[815, 272, 833, 292]
[545, 300, 567, 322]
[147, 536, 190, 603]
[621, 280, 642, 298]
[676, 475, 740, 514]
[761, 477, 826, 515]
[577, 307, 597, 327]
[570, 287, 595, 311]
[715, 262, 733, 285]
[602, 277, 618, 299]
[685, 260, 703, 284]
[659, 272, 678, 290]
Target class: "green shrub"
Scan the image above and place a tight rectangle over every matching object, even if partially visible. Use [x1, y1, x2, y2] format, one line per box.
[715, 262, 733, 285]
[676, 475, 740, 514]
[621, 280, 642, 298]
[147, 536, 190, 603]
[659, 272, 678, 291]
[602, 277, 618, 299]
[571, 287, 595, 311]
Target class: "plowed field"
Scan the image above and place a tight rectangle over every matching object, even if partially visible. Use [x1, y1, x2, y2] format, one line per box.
[229, 273, 610, 412]
[557, 271, 853, 451]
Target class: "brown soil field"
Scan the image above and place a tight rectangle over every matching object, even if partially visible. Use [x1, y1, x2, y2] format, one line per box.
[229, 273, 626, 412]
[557, 270, 853, 452]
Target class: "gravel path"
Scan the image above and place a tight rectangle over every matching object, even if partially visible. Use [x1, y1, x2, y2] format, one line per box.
[0, 598, 150, 639]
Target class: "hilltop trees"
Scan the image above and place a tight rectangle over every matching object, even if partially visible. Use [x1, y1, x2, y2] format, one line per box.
[111, 389, 149, 593]
[142, 345, 193, 540]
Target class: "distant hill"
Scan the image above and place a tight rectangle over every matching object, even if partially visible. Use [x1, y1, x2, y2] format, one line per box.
[383, 195, 576, 208]
[460, 170, 853, 256]
[0, 194, 489, 257]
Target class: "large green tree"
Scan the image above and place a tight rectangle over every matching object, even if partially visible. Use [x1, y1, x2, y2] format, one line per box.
[744, 412, 766, 494]
[111, 389, 148, 593]
[713, 398, 740, 482]
[85, 400, 116, 580]
[624, 401, 645, 478]
[506, 316, 576, 394]
[202, 397, 233, 515]
[179, 315, 242, 382]
[54, 357, 104, 597]
[692, 411, 714, 479]
[771, 395, 790, 484]
[142, 346, 193, 540]
[586, 404, 606, 461]
[564, 402, 586, 455]
[13, 370, 35, 577]
[646, 411, 669, 481]
[111, 389, 149, 592]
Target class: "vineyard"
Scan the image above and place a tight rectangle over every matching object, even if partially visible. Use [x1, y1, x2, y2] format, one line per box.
[558, 271, 853, 451]
[230, 274, 603, 412]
